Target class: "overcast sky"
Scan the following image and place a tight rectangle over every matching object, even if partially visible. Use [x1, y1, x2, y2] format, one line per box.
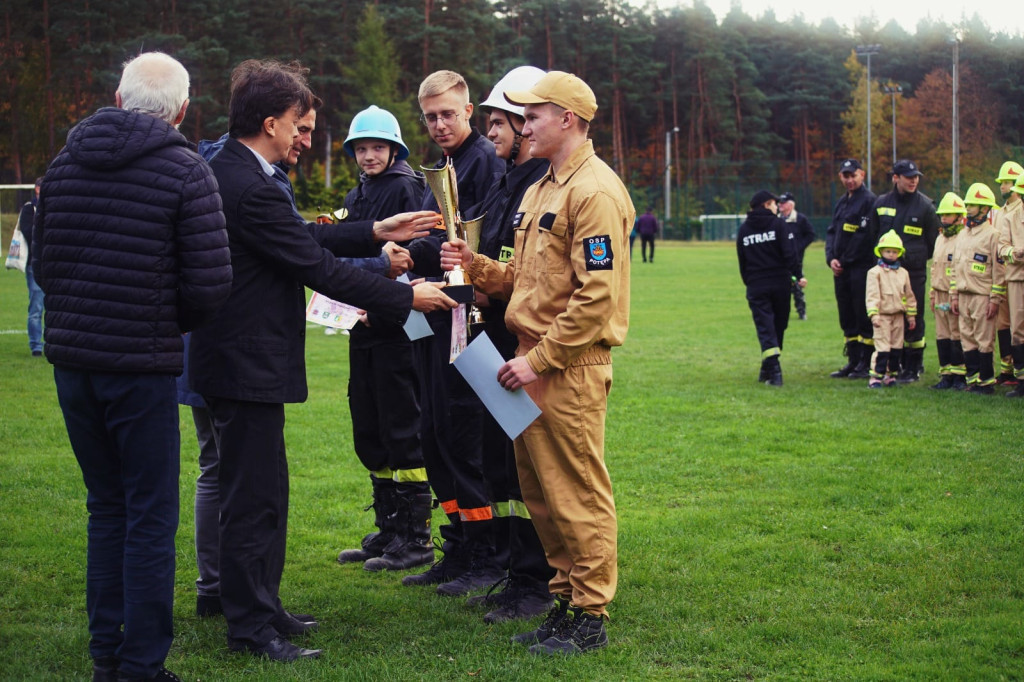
[657, 0, 1018, 37]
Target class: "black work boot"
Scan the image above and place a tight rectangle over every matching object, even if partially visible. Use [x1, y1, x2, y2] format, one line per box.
[400, 538, 468, 585]
[830, 340, 858, 378]
[896, 348, 922, 383]
[762, 356, 782, 386]
[849, 341, 872, 379]
[338, 475, 397, 564]
[483, 575, 554, 624]
[930, 374, 955, 390]
[363, 484, 435, 572]
[436, 521, 504, 596]
[511, 595, 569, 645]
[528, 606, 609, 655]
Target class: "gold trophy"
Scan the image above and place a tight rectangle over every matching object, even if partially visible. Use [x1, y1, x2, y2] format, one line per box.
[422, 158, 476, 304]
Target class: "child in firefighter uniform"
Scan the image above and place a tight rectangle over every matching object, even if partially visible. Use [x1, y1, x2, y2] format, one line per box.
[930, 192, 968, 390]
[992, 161, 1024, 383]
[952, 182, 1007, 394]
[998, 173, 1024, 397]
[866, 231, 917, 387]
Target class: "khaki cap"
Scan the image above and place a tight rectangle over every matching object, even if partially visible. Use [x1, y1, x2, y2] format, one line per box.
[504, 70, 598, 122]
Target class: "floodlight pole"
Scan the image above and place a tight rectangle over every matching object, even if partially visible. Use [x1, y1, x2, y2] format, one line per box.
[664, 126, 679, 224]
[882, 84, 902, 164]
[951, 35, 961, 192]
[856, 44, 881, 190]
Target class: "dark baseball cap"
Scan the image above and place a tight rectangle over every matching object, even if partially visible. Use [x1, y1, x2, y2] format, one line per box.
[750, 189, 779, 209]
[778, 192, 795, 204]
[838, 158, 862, 174]
[893, 159, 924, 178]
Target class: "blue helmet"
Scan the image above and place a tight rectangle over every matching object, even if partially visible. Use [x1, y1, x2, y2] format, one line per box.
[343, 105, 410, 160]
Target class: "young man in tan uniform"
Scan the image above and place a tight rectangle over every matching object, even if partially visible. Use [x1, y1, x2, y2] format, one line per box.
[441, 71, 634, 655]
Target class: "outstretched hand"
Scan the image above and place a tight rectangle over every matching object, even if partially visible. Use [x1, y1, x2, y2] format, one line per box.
[373, 211, 442, 243]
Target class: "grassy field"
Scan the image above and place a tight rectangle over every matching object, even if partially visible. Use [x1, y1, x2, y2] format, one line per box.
[1, 240, 1022, 681]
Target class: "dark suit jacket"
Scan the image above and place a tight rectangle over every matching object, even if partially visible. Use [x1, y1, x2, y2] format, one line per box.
[190, 137, 413, 403]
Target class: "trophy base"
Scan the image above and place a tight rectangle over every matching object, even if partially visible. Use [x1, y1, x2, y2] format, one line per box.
[444, 283, 476, 304]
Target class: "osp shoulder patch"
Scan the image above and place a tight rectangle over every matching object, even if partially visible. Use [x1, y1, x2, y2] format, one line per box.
[512, 212, 525, 228]
[585, 235, 614, 271]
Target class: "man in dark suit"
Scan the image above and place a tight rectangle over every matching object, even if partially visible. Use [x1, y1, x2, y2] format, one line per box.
[189, 59, 455, 663]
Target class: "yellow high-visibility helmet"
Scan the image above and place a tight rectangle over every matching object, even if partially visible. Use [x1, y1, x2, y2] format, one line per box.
[936, 191, 967, 215]
[874, 229, 905, 258]
[996, 161, 1024, 183]
[964, 182, 998, 208]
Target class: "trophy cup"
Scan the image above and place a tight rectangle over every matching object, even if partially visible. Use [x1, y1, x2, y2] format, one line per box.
[422, 158, 476, 305]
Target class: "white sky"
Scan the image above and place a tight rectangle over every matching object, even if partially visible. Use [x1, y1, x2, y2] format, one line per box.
[656, 0, 1020, 37]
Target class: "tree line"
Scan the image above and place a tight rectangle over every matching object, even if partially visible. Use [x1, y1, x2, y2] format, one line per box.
[3, 0, 1023, 224]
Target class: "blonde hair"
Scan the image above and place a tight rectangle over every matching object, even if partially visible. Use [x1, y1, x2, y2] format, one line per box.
[418, 70, 469, 105]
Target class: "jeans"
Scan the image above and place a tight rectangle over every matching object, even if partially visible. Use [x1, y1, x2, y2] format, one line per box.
[26, 263, 43, 352]
[53, 368, 179, 678]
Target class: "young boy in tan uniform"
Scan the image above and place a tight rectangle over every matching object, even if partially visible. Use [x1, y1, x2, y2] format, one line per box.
[930, 192, 968, 390]
[866, 230, 917, 387]
[952, 182, 1007, 394]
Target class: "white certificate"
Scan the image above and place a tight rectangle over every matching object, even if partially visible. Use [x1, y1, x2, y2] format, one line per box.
[305, 291, 361, 330]
[453, 331, 541, 440]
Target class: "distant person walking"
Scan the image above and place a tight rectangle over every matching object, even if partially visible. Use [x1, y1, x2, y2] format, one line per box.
[18, 177, 44, 356]
[637, 208, 658, 263]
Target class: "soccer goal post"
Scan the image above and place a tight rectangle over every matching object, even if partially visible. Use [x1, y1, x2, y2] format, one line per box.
[697, 214, 745, 241]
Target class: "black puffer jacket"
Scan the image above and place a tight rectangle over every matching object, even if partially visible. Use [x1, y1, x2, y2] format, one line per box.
[33, 107, 231, 374]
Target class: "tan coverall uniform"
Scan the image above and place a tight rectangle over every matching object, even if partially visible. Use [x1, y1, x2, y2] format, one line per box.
[997, 200, 1024, 372]
[930, 231, 962, 375]
[992, 200, 1020, 374]
[953, 220, 1006, 386]
[866, 263, 918, 376]
[467, 140, 634, 618]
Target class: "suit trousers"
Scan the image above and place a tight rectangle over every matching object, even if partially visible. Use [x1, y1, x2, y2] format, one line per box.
[191, 406, 220, 598]
[206, 397, 288, 647]
[515, 345, 617, 618]
[54, 368, 178, 679]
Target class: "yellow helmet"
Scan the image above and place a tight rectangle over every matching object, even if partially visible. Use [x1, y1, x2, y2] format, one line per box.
[1014, 174, 1024, 195]
[875, 229, 905, 258]
[996, 161, 1024, 183]
[964, 182, 998, 208]
[936, 191, 967, 215]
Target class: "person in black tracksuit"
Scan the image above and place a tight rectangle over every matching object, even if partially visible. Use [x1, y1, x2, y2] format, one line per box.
[737, 190, 806, 386]
[400, 70, 506, 594]
[825, 158, 877, 378]
[864, 159, 940, 382]
[334, 106, 436, 573]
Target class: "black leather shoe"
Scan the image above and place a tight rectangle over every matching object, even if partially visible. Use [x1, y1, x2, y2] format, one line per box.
[196, 594, 222, 617]
[116, 668, 182, 681]
[230, 635, 322, 661]
[272, 611, 319, 636]
[92, 656, 117, 682]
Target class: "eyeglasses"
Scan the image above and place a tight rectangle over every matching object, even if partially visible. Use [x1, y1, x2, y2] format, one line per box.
[420, 110, 461, 127]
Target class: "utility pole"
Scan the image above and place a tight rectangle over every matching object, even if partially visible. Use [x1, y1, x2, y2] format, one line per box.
[856, 44, 881, 190]
[951, 35, 961, 192]
[664, 126, 679, 225]
[882, 84, 902, 164]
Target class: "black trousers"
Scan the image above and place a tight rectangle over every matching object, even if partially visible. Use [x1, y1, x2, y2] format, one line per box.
[641, 235, 655, 261]
[833, 265, 873, 341]
[415, 312, 488, 545]
[207, 397, 288, 647]
[348, 340, 424, 473]
[905, 268, 927, 345]
[746, 281, 792, 354]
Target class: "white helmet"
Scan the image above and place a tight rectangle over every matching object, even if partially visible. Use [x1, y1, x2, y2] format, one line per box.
[480, 66, 546, 117]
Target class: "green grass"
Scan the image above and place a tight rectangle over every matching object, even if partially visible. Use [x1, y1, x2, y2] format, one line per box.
[1, 241, 1022, 680]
